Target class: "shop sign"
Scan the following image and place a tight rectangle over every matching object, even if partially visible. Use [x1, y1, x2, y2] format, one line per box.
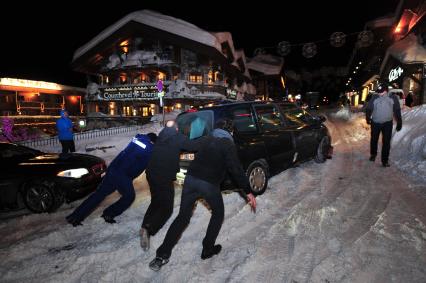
[99, 85, 167, 101]
[388, 66, 404, 82]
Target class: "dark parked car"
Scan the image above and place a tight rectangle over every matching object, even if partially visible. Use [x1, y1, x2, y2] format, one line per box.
[0, 142, 106, 213]
[176, 101, 332, 195]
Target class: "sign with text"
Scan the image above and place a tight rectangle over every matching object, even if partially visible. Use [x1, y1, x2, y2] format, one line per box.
[388, 66, 404, 82]
[99, 85, 167, 101]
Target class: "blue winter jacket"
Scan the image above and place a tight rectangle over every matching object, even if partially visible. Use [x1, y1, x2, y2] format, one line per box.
[109, 134, 154, 179]
[56, 110, 74, 141]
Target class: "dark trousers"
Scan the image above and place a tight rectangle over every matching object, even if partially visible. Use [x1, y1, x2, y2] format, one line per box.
[142, 173, 174, 236]
[370, 121, 393, 163]
[68, 170, 135, 221]
[60, 140, 75, 153]
[156, 175, 224, 259]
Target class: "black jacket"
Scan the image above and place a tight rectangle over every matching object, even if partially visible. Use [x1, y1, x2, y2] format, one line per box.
[187, 135, 250, 194]
[146, 127, 201, 181]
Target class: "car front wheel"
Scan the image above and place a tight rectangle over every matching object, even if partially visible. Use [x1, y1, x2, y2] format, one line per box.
[246, 160, 268, 195]
[23, 182, 62, 213]
[314, 136, 331, 163]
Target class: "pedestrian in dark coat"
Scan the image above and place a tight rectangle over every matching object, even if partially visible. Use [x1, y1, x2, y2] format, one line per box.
[140, 120, 203, 251]
[366, 83, 402, 167]
[405, 91, 414, 107]
[56, 109, 75, 153]
[149, 120, 256, 271]
[66, 132, 157, 226]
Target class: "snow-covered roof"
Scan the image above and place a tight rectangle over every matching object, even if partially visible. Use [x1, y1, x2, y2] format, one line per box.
[211, 32, 237, 57]
[381, 33, 426, 73]
[247, 54, 284, 75]
[73, 10, 222, 62]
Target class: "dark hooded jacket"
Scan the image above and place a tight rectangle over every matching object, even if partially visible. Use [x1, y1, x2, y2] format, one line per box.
[109, 134, 154, 179]
[187, 129, 250, 194]
[146, 126, 201, 181]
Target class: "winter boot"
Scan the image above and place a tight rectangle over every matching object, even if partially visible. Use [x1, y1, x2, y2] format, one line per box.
[201, 244, 222, 260]
[101, 214, 117, 224]
[382, 161, 390, 167]
[139, 227, 150, 251]
[149, 257, 169, 271]
[369, 155, 376, 162]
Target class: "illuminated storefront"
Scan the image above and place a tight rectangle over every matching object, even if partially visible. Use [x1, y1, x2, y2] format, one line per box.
[0, 78, 85, 116]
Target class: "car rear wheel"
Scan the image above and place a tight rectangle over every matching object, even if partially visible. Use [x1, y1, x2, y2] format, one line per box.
[23, 182, 63, 213]
[246, 160, 268, 195]
[314, 136, 331, 163]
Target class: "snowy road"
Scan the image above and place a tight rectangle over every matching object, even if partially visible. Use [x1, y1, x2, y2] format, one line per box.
[0, 111, 425, 283]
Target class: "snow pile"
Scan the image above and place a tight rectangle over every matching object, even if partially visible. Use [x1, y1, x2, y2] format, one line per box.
[391, 105, 426, 183]
[330, 106, 352, 121]
[1, 108, 426, 282]
[150, 110, 182, 123]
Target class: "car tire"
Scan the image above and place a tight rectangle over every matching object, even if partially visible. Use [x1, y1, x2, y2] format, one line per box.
[246, 160, 269, 195]
[314, 136, 331, 163]
[23, 181, 63, 213]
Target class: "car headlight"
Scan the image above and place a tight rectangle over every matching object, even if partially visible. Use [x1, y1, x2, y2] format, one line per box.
[57, 168, 89, 178]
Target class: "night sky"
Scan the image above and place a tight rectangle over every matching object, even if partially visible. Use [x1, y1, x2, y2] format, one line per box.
[1, 1, 399, 87]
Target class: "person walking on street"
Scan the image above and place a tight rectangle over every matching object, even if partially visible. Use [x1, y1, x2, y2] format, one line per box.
[366, 83, 402, 167]
[140, 120, 203, 251]
[66, 132, 157, 226]
[149, 120, 256, 271]
[56, 109, 75, 153]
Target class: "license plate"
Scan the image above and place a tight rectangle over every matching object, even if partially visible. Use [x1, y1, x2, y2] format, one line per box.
[180, 153, 194, 161]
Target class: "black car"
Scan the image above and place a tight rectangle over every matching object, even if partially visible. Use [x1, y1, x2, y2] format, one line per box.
[0, 142, 106, 213]
[176, 101, 332, 195]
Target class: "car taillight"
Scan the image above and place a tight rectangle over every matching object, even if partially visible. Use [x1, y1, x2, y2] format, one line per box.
[91, 163, 106, 175]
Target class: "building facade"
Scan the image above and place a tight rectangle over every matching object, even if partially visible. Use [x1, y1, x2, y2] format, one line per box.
[72, 10, 255, 118]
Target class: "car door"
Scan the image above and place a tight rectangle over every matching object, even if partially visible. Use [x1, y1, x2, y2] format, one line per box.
[253, 103, 295, 171]
[280, 107, 320, 161]
[224, 104, 264, 169]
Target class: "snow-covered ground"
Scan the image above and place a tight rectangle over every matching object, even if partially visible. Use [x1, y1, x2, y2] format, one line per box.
[0, 106, 425, 282]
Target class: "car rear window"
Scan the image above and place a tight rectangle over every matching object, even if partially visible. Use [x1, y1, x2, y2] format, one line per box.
[176, 110, 214, 139]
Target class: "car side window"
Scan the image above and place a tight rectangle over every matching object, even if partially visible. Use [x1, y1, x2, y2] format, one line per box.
[283, 108, 315, 126]
[230, 106, 257, 133]
[254, 104, 283, 131]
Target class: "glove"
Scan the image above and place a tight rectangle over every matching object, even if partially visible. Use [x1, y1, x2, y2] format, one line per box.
[366, 119, 371, 125]
[247, 193, 256, 213]
[396, 123, 402, 131]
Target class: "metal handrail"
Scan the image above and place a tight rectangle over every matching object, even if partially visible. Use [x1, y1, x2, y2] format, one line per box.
[17, 125, 143, 148]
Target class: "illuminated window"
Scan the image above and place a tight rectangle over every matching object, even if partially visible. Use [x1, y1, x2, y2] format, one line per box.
[158, 72, 166, 81]
[109, 102, 116, 115]
[208, 71, 214, 84]
[189, 74, 202, 83]
[143, 107, 149, 117]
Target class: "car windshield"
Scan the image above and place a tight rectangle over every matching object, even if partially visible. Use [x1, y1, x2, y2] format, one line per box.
[176, 110, 214, 139]
[0, 144, 42, 159]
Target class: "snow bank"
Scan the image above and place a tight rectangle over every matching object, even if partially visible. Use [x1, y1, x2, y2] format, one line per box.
[391, 105, 426, 184]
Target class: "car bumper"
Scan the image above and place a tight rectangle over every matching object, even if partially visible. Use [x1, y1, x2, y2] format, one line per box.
[56, 174, 104, 201]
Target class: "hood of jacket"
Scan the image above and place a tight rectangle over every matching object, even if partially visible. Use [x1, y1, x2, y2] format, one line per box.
[157, 126, 178, 143]
[60, 110, 68, 118]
